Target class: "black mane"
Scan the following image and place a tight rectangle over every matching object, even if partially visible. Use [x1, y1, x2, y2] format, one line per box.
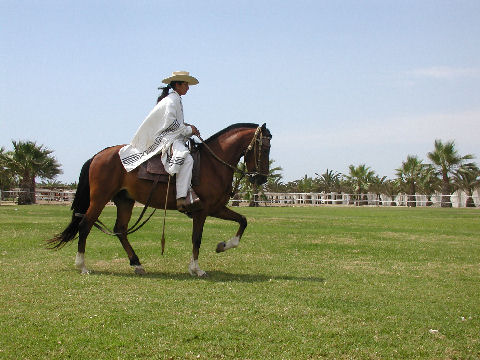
[204, 123, 260, 143]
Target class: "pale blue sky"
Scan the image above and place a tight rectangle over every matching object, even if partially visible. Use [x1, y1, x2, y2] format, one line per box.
[1, 0, 479, 183]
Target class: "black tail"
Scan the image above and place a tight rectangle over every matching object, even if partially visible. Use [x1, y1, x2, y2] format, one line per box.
[46, 158, 93, 249]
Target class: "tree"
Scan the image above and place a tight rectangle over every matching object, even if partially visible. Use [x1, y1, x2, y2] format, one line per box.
[231, 162, 250, 206]
[396, 155, 425, 207]
[427, 139, 474, 207]
[382, 179, 401, 206]
[250, 159, 284, 206]
[38, 180, 78, 190]
[0, 147, 17, 191]
[338, 175, 355, 205]
[368, 175, 387, 206]
[232, 159, 284, 206]
[264, 160, 284, 192]
[284, 175, 318, 193]
[454, 164, 480, 207]
[418, 164, 441, 207]
[347, 164, 375, 205]
[315, 169, 341, 204]
[3, 141, 62, 204]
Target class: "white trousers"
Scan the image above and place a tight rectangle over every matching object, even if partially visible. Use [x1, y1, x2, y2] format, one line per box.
[161, 139, 193, 199]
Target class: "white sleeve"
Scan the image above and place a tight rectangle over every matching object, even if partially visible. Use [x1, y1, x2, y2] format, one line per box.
[182, 126, 193, 137]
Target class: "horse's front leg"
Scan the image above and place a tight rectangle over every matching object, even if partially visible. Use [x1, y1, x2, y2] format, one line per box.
[212, 206, 247, 253]
[189, 212, 208, 277]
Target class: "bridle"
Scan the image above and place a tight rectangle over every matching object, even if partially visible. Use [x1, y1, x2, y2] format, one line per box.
[197, 125, 270, 178]
[244, 126, 270, 178]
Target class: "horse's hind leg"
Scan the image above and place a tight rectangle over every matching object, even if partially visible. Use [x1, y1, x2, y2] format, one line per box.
[113, 192, 145, 275]
[212, 206, 247, 253]
[75, 200, 109, 274]
[75, 221, 90, 274]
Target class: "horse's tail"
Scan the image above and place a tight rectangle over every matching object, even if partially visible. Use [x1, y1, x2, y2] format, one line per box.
[46, 158, 93, 249]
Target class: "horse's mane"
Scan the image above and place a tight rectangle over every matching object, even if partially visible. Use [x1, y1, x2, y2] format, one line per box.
[204, 123, 260, 144]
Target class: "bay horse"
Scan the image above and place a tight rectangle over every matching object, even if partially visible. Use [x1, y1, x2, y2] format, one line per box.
[47, 123, 272, 277]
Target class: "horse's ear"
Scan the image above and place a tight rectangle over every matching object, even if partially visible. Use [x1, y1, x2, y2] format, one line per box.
[261, 123, 271, 138]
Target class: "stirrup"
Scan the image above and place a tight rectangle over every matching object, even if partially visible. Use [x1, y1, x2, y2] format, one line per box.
[184, 188, 203, 212]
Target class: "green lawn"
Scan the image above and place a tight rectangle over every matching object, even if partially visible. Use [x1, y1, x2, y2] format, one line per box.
[0, 205, 479, 359]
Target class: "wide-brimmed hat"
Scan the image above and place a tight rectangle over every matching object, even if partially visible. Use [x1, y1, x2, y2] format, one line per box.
[162, 71, 199, 85]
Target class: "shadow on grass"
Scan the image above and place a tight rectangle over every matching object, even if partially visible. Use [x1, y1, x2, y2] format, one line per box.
[89, 269, 325, 283]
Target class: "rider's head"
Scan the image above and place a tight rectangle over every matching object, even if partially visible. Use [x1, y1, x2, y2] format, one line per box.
[171, 81, 189, 96]
[157, 71, 198, 103]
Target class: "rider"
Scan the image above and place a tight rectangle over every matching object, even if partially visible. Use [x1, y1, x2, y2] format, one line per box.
[119, 71, 201, 212]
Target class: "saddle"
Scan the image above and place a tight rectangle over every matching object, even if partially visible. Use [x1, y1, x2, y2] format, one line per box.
[137, 141, 201, 186]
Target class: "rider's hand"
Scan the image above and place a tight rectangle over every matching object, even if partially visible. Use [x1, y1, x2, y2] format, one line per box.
[189, 125, 200, 137]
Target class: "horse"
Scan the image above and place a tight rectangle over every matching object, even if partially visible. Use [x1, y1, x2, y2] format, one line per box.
[47, 123, 272, 277]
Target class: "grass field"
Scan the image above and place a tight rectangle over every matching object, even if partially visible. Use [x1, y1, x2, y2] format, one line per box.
[0, 205, 479, 359]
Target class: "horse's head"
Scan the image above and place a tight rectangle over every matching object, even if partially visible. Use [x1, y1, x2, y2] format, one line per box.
[244, 123, 272, 186]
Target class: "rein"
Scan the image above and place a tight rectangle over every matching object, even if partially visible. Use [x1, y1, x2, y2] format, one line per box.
[196, 135, 244, 174]
[196, 126, 267, 178]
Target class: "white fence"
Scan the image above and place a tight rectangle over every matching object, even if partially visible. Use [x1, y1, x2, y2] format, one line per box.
[232, 191, 480, 208]
[0, 189, 76, 204]
[1, 189, 479, 208]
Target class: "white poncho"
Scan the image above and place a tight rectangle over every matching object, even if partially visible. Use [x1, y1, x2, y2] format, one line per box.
[119, 91, 193, 172]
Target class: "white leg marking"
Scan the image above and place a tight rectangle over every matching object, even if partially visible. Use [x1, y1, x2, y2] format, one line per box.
[188, 257, 207, 277]
[224, 236, 240, 251]
[134, 265, 146, 275]
[75, 252, 89, 274]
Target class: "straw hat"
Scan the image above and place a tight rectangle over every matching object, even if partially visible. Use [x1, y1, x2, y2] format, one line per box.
[162, 71, 199, 85]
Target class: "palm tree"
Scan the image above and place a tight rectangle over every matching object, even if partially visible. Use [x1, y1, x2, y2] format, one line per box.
[339, 175, 356, 205]
[427, 140, 474, 207]
[0, 147, 17, 191]
[285, 175, 317, 193]
[368, 175, 387, 206]
[264, 160, 284, 192]
[454, 164, 480, 207]
[38, 180, 65, 190]
[347, 164, 375, 205]
[232, 159, 284, 206]
[418, 164, 441, 206]
[231, 162, 251, 206]
[382, 179, 401, 206]
[396, 155, 425, 207]
[252, 159, 284, 206]
[315, 169, 341, 204]
[3, 141, 62, 204]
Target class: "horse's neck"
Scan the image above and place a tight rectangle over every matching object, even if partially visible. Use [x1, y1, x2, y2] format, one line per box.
[212, 128, 253, 165]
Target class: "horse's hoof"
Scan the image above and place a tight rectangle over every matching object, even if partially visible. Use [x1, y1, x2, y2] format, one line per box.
[188, 258, 207, 277]
[134, 265, 146, 275]
[216, 241, 226, 253]
[188, 267, 207, 277]
[80, 269, 90, 275]
[191, 270, 207, 277]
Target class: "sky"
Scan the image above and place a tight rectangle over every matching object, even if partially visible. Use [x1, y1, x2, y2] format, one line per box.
[1, 0, 479, 184]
